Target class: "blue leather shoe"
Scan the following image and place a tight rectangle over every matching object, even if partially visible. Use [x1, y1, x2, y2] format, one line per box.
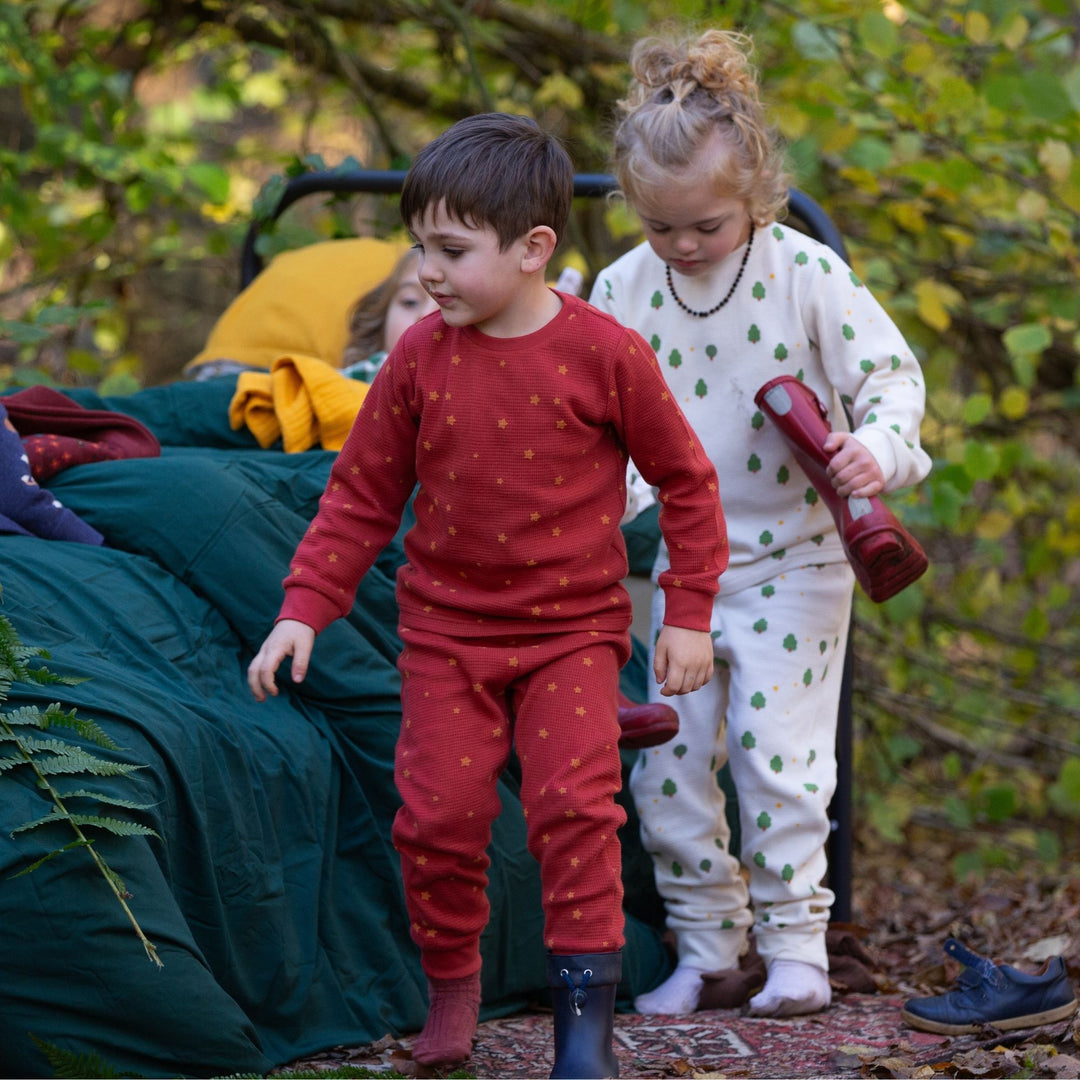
[901, 937, 1078, 1035]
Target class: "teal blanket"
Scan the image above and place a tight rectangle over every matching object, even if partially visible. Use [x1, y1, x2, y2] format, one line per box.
[0, 379, 668, 1078]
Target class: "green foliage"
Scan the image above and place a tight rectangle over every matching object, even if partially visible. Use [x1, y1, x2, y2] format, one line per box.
[0, 607, 162, 966]
[29, 1036, 140, 1080]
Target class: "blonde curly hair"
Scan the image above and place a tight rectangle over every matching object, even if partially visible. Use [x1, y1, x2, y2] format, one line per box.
[611, 29, 789, 226]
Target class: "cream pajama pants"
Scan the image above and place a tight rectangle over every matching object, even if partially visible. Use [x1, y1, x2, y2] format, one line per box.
[630, 561, 854, 974]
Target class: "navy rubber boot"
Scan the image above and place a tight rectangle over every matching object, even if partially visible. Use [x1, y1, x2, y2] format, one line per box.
[547, 951, 621, 1079]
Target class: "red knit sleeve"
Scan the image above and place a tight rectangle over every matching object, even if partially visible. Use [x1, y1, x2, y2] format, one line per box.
[279, 343, 420, 632]
[609, 326, 728, 630]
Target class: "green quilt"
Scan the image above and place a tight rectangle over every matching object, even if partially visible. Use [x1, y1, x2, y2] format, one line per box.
[0, 378, 669, 1078]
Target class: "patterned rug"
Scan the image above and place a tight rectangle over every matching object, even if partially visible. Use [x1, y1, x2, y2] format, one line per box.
[287, 992, 1006, 1078]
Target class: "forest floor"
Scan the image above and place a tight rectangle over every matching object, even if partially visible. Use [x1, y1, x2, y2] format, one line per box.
[282, 834, 1080, 1079]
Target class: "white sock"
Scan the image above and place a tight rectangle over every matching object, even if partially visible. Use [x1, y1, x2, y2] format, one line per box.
[747, 959, 831, 1017]
[634, 964, 707, 1015]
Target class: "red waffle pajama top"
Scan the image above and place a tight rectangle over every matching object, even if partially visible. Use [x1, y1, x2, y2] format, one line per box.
[278, 292, 727, 638]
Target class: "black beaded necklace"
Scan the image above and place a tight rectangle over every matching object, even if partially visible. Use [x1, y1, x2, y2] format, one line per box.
[665, 222, 756, 318]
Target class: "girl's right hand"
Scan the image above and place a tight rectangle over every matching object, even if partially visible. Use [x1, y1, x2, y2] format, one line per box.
[247, 619, 316, 701]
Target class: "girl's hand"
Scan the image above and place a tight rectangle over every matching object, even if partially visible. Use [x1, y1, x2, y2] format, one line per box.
[823, 431, 885, 499]
[653, 625, 714, 697]
[247, 619, 316, 702]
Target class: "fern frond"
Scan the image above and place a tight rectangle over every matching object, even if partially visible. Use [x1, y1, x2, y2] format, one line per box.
[36, 704, 118, 747]
[31, 751, 143, 779]
[62, 814, 159, 838]
[29, 1034, 135, 1079]
[53, 789, 157, 812]
[11, 840, 89, 877]
[1, 609, 162, 968]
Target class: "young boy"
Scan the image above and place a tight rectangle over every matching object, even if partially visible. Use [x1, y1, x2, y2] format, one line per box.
[247, 113, 728, 1079]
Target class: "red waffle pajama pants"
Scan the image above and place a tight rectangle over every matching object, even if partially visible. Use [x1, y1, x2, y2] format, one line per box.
[391, 623, 629, 980]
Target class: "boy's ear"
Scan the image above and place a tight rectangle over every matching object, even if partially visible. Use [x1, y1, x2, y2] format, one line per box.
[521, 226, 557, 275]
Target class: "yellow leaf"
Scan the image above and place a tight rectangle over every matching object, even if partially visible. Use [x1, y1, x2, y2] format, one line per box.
[998, 386, 1030, 419]
[535, 72, 584, 111]
[975, 509, 1013, 541]
[965, 11, 991, 44]
[888, 202, 927, 233]
[1038, 139, 1072, 182]
[903, 43, 936, 76]
[914, 279, 960, 332]
[1017, 190, 1048, 221]
[1000, 12, 1029, 49]
[773, 103, 810, 139]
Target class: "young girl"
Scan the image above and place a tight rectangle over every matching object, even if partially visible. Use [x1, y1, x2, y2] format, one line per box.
[340, 246, 439, 379]
[589, 28, 932, 1018]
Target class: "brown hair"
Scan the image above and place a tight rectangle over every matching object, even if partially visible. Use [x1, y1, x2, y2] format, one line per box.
[611, 29, 789, 225]
[341, 247, 419, 366]
[399, 113, 574, 250]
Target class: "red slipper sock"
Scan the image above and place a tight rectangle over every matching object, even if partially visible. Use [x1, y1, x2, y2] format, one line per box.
[412, 972, 481, 1067]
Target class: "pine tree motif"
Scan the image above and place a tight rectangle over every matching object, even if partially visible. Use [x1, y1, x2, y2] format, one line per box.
[650, 290, 664, 309]
[756, 811, 772, 830]
[748, 324, 761, 343]
[770, 755, 783, 773]
[748, 453, 762, 473]
[668, 349, 682, 368]
[662, 778, 677, 797]
[752, 281, 766, 300]
[774, 343, 788, 361]
[695, 378, 708, 398]
[795, 251, 808, 266]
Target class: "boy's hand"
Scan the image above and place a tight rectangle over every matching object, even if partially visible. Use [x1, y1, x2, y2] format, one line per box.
[653, 625, 714, 697]
[823, 431, 885, 499]
[247, 619, 316, 702]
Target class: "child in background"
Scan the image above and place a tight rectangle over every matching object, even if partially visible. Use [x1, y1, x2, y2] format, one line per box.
[247, 112, 727, 1077]
[589, 29, 931, 1018]
[340, 246, 439, 380]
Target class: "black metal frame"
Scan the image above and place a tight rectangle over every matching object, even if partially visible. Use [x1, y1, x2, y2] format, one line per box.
[238, 168, 855, 922]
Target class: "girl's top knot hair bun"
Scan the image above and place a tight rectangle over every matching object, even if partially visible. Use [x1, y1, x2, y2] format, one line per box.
[629, 28, 760, 108]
